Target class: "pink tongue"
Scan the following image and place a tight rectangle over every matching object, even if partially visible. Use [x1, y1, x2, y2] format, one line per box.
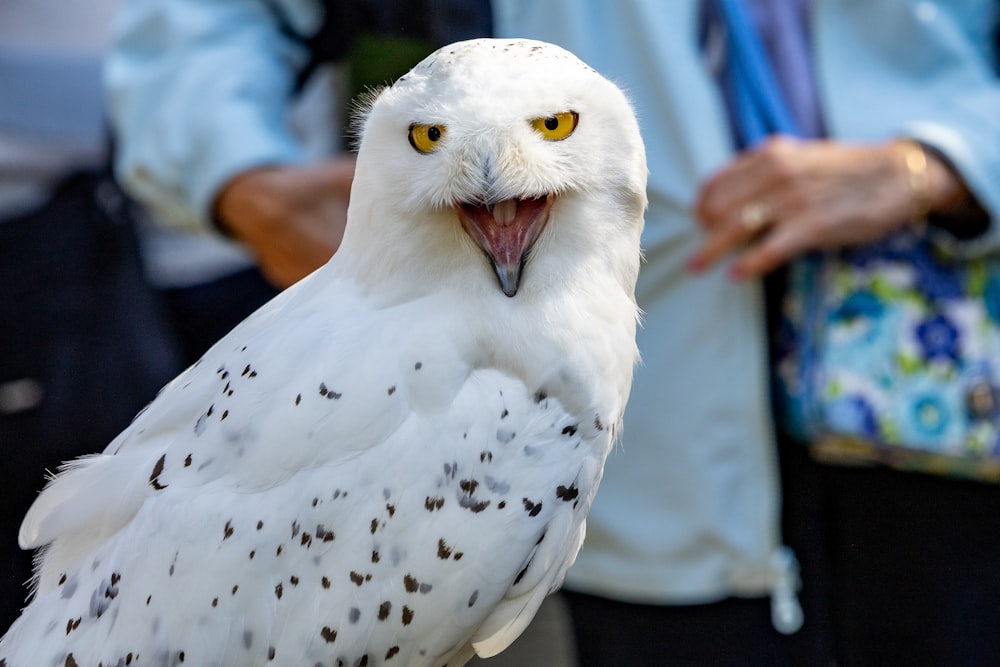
[459, 197, 550, 296]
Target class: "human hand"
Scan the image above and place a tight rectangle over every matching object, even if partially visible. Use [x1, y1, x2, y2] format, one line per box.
[687, 136, 965, 279]
[213, 157, 356, 288]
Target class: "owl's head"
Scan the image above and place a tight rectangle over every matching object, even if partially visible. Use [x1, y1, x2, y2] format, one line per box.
[343, 38, 646, 301]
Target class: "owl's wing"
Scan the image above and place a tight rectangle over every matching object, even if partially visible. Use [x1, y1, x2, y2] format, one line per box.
[8, 268, 610, 666]
[17, 274, 334, 564]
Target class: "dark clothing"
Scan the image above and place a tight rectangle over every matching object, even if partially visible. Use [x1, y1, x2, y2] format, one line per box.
[162, 268, 277, 366]
[310, 0, 493, 65]
[296, 0, 493, 99]
[0, 173, 275, 629]
[564, 591, 808, 667]
[0, 173, 182, 626]
[816, 462, 1000, 666]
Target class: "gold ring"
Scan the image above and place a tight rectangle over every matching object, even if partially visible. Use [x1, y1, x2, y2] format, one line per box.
[740, 201, 772, 232]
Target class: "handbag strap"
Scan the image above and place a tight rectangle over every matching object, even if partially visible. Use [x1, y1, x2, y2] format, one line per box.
[710, 1, 829, 445]
[713, 0, 801, 144]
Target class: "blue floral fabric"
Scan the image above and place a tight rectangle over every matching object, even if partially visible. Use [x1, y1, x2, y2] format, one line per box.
[777, 232, 1000, 481]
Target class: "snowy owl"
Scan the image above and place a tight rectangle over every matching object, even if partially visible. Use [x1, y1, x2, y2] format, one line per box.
[0, 38, 646, 667]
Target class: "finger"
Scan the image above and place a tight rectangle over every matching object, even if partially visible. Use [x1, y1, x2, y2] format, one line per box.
[689, 194, 783, 272]
[694, 136, 796, 229]
[695, 166, 762, 231]
[728, 215, 814, 280]
[688, 203, 775, 272]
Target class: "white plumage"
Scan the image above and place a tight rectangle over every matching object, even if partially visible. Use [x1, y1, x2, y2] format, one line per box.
[0, 38, 646, 667]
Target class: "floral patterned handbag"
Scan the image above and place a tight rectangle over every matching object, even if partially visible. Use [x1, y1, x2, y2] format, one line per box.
[713, 0, 1000, 480]
[776, 232, 1000, 482]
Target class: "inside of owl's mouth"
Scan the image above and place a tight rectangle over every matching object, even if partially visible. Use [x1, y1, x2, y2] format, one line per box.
[456, 195, 554, 296]
[458, 195, 551, 230]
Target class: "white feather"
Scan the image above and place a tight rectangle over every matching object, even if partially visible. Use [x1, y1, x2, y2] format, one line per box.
[0, 38, 645, 666]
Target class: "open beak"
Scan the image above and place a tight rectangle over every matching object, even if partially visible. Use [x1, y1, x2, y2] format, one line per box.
[457, 195, 553, 297]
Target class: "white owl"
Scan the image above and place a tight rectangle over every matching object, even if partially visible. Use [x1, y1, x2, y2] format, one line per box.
[0, 38, 646, 667]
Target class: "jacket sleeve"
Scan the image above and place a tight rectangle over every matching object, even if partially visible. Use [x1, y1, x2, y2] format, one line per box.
[903, 89, 1000, 255]
[105, 0, 324, 232]
[817, 1, 1000, 256]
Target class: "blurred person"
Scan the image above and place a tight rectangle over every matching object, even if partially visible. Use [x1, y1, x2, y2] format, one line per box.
[0, 0, 184, 628]
[108, 0, 490, 290]
[494, 0, 999, 665]
[109, 1, 495, 364]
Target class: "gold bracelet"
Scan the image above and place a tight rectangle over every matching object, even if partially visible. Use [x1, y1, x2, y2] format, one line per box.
[897, 139, 931, 228]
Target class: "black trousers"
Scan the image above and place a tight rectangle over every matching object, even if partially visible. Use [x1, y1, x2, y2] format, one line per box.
[0, 173, 276, 630]
[815, 463, 1000, 667]
[563, 590, 814, 667]
[780, 434, 1000, 667]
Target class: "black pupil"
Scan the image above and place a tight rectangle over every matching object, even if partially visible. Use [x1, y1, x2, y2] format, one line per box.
[428, 126, 441, 141]
[544, 116, 559, 131]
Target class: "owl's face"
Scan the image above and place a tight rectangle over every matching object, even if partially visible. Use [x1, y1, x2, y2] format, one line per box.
[349, 39, 646, 299]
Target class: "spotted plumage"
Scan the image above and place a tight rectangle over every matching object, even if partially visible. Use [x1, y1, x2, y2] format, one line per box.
[0, 38, 645, 666]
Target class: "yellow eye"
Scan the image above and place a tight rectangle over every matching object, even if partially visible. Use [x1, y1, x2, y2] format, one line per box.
[408, 123, 446, 153]
[531, 111, 578, 141]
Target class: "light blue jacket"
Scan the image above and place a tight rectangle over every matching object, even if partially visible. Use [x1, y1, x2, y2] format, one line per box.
[107, 0, 324, 232]
[493, 0, 1000, 623]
